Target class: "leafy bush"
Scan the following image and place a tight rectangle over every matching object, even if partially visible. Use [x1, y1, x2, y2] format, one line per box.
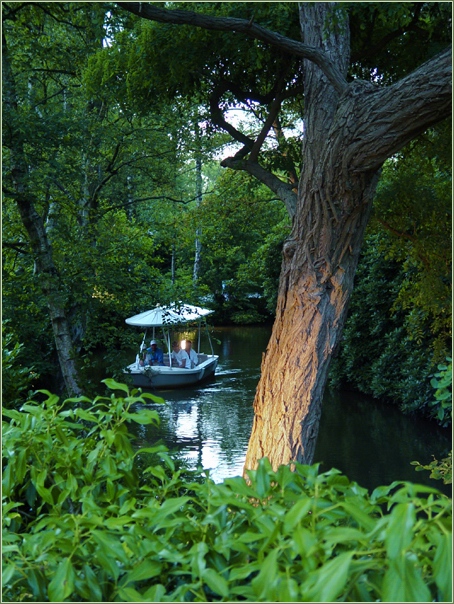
[2, 321, 39, 409]
[3, 382, 452, 602]
[428, 357, 452, 427]
[411, 452, 452, 485]
[330, 232, 451, 425]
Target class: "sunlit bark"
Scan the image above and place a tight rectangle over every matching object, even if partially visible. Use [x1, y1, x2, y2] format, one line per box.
[244, 4, 451, 471]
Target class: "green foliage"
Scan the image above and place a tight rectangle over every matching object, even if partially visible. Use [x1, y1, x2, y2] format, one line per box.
[330, 232, 438, 417]
[348, 2, 452, 82]
[428, 357, 452, 427]
[2, 322, 39, 409]
[3, 384, 452, 602]
[330, 124, 451, 423]
[194, 170, 289, 323]
[411, 451, 452, 486]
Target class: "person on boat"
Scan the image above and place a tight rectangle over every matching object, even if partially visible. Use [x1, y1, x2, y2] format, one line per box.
[171, 341, 190, 368]
[144, 340, 164, 366]
[185, 340, 199, 368]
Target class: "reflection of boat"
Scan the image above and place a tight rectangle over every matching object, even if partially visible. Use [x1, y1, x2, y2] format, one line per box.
[124, 303, 219, 389]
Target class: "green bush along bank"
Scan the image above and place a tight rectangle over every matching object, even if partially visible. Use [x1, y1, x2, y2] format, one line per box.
[3, 382, 452, 602]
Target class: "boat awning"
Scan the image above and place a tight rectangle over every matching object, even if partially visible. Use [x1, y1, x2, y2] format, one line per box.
[125, 303, 214, 327]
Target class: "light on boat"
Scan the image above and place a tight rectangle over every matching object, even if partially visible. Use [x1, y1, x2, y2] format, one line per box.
[181, 339, 187, 350]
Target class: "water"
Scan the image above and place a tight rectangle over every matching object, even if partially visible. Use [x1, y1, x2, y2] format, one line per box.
[132, 326, 451, 493]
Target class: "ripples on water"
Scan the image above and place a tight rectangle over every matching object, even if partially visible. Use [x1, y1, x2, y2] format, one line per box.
[131, 326, 451, 493]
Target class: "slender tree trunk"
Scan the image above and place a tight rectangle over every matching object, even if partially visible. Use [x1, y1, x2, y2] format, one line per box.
[3, 33, 82, 397]
[193, 121, 203, 283]
[15, 193, 82, 396]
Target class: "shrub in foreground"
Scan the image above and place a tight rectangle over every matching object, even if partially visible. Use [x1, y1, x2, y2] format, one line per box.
[2, 381, 452, 602]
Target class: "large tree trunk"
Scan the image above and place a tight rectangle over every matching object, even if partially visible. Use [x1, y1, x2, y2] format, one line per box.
[244, 3, 451, 471]
[244, 165, 379, 469]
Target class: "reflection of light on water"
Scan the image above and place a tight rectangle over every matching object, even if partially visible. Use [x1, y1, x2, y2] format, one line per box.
[215, 369, 242, 376]
[170, 402, 246, 482]
[174, 405, 198, 439]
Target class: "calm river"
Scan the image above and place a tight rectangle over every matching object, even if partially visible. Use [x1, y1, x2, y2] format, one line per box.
[131, 325, 451, 494]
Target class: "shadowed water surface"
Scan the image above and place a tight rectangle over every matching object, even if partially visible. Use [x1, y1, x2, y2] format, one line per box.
[132, 326, 451, 493]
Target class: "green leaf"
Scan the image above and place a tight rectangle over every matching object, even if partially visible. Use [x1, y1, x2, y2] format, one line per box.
[140, 391, 166, 404]
[303, 551, 354, 601]
[2, 564, 16, 585]
[159, 496, 191, 516]
[75, 408, 99, 423]
[125, 409, 160, 425]
[251, 548, 280, 598]
[255, 457, 271, 497]
[102, 378, 130, 393]
[74, 564, 103, 601]
[117, 586, 147, 602]
[202, 568, 229, 597]
[142, 583, 166, 601]
[323, 526, 367, 545]
[340, 501, 377, 531]
[123, 560, 162, 584]
[48, 558, 75, 601]
[382, 554, 431, 602]
[283, 496, 312, 532]
[64, 395, 92, 404]
[237, 531, 267, 543]
[190, 541, 209, 577]
[229, 562, 260, 582]
[385, 503, 416, 559]
[433, 532, 452, 601]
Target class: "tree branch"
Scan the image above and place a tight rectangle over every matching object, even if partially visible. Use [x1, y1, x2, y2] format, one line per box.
[221, 157, 297, 219]
[116, 2, 349, 94]
[2, 241, 30, 254]
[346, 46, 452, 172]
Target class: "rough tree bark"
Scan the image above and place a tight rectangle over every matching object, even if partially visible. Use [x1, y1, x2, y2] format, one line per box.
[117, 2, 451, 471]
[244, 4, 451, 470]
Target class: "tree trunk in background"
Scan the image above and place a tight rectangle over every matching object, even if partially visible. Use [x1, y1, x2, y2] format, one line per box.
[193, 120, 203, 283]
[3, 33, 82, 397]
[15, 197, 83, 396]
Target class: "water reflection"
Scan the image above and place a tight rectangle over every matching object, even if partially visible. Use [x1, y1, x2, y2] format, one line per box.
[132, 326, 451, 493]
[315, 389, 451, 495]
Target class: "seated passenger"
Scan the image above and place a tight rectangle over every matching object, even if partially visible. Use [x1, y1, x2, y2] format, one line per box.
[144, 340, 164, 366]
[185, 340, 198, 368]
[171, 341, 190, 368]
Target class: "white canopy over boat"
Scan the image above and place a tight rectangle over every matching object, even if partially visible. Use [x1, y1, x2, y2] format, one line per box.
[125, 303, 214, 327]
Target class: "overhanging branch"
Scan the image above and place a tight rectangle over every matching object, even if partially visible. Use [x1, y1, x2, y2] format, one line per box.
[116, 2, 348, 94]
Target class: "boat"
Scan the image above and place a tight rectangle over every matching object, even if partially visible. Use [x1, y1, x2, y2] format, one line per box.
[124, 302, 219, 389]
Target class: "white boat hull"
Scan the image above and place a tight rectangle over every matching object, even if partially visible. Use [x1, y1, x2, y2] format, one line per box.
[125, 355, 219, 389]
